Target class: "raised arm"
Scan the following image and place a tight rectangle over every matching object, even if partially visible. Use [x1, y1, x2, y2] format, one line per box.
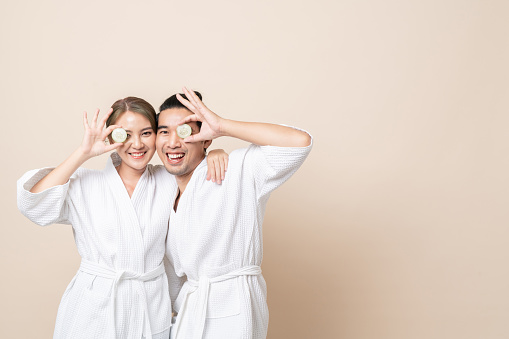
[30, 109, 122, 193]
[176, 87, 311, 147]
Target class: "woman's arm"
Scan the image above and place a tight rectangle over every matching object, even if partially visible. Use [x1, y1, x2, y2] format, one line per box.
[30, 109, 122, 193]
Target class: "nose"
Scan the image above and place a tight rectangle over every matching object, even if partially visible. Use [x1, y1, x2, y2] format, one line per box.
[167, 131, 181, 148]
[131, 135, 143, 149]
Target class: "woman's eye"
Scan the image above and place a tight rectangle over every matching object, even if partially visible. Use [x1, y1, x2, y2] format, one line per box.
[143, 131, 152, 136]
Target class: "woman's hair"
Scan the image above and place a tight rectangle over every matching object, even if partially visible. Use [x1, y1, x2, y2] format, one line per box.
[157, 91, 203, 128]
[107, 97, 157, 131]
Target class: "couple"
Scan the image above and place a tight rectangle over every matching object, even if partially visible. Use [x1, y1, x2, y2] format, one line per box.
[17, 88, 312, 339]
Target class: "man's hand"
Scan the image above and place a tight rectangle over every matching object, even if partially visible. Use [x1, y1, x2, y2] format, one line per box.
[177, 87, 225, 143]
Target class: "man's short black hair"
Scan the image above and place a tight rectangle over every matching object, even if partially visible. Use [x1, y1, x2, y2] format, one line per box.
[156, 91, 203, 128]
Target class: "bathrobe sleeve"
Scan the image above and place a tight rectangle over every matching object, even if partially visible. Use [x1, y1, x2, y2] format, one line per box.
[244, 126, 313, 201]
[16, 168, 80, 226]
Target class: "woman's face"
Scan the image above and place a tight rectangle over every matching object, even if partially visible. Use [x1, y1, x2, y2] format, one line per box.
[111, 111, 156, 172]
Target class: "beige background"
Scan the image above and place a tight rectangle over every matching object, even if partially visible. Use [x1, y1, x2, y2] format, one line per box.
[1, 0, 508, 338]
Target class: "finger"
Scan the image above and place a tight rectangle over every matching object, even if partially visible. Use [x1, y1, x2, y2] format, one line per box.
[99, 108, 114, 127]
[210, 158, 216, 182]
[183, 133, 206, 143]
[182, 87, 198, 106]
[104, 143, 123, 152]
[183, 87, 207, 111]
[220, 156, 226, 180]
[213, 157, 222, 184]
[183, 87, 204, 111]
[177, 94, 198, 114]
[101, 124, 121, 140]
[176, 93, 193, 107]
[206, 158, 214, 181]
[92, 108, 100, 127]
[83, 111, 90, 130]
[206, 166, 211, 181]
[178, 114, 200, 125]
[218, 157, 225, 183]
[224, 155, 228, 173]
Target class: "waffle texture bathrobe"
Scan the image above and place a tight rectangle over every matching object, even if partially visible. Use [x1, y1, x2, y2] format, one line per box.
[167, 130, 312, 339]
[17, 153, 178, 339]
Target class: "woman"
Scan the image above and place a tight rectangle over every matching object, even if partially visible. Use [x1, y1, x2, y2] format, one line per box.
[16, 97, 227, 339]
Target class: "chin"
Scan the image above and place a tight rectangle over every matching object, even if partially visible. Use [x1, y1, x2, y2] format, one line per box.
[164, 164, 188, 177]
[125, 160, 150, 171]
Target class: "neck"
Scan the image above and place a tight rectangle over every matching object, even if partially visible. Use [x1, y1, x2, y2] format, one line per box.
[116, 163, 145, 185]
[175, 169, 194, 195]
[175, 155, 205, 194]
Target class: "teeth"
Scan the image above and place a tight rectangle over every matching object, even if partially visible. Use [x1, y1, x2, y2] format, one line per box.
[168, 153, 184, 159]
[131, 153, 144, 157]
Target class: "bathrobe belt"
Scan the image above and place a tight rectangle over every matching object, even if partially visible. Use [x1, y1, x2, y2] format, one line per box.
[79, 259, 165, 339]
[172, 265, 262, 339]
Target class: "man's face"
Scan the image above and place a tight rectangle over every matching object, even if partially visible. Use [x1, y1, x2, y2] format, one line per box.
[156, 108, 211, 179]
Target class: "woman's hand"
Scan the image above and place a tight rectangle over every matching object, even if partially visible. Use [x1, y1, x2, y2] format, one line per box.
[176, 87, 225, 143]
[30, 108, 123, 193]
[206, 149, 229, 184]
[80, 108, 123, 159]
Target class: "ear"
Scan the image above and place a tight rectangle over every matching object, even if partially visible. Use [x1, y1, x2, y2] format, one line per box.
[203, 140, 212, 154]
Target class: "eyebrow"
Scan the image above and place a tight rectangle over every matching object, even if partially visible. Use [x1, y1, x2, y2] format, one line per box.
[125, 127, 153, 133]
[156, 124, 197, 131]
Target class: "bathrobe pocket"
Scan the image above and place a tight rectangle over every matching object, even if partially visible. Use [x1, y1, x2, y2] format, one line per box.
[68, 274, 113, 337]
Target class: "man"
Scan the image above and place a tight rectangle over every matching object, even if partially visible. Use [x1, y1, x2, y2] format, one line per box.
[157, 87, 312, 339]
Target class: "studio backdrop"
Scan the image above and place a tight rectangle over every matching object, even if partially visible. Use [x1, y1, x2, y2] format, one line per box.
[1, 1, 508, 338]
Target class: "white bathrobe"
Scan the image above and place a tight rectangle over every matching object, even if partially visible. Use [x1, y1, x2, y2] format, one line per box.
[17, 153, 178, 339]
[167, 134, 312, 339]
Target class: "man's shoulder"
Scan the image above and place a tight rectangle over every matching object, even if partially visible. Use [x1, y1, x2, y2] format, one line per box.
[226, 146, 261, 169]
[230, 144, 262, 159]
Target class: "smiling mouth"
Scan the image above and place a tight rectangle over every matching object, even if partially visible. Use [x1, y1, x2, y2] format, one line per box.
[129, 152, 146, 159]
[167, 153, 185, 164]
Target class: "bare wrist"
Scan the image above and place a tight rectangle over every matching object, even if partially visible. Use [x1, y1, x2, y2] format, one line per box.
[74, 147, 93, 163]
[219, 119, 234, 138]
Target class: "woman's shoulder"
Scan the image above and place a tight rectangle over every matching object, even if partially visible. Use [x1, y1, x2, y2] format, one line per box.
[64, 168, 105, 192]
[74, 166, 104, 178]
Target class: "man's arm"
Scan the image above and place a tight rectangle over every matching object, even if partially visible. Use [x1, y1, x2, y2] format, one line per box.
[176, 87, 311, 147]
